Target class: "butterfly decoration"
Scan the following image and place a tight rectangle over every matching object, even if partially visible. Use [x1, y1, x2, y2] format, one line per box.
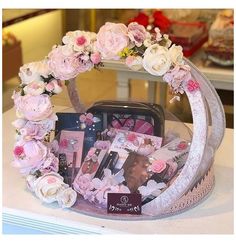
[79, 113, 101, 130]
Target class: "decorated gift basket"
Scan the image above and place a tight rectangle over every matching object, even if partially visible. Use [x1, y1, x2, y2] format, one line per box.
[12, 22, 225, 219]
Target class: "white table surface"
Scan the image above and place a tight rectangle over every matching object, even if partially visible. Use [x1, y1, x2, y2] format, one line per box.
[3, 106, 234, 234]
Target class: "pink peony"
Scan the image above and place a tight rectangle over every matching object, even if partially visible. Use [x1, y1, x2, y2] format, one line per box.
[163, 64, 192, 94]
[90, 52, 101, 65]
[14, 94, 53, 121]
[128, 22, 147, 47]
[73, 173, 94, 196]
[96, 22, 129, 60]
[47, 45, 93, 80]
[150, 160, 167, 173]
[12, 140, 48, 175]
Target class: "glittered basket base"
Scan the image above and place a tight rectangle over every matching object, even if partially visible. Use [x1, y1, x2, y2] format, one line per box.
[71, 166, 215, 220]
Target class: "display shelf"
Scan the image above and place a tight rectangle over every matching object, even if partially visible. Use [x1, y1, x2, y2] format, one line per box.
[3, 106, 233, 234]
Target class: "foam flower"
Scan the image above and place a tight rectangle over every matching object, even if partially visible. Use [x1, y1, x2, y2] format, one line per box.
[56, 187, 77, 208]
[138, 180, 166, 198]
[96, 22, 129, 60]
[143, 44, 171, 76]
[34, 172, 68, 203]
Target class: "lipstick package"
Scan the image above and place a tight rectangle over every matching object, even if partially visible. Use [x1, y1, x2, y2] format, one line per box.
[94, 151, 119, 179]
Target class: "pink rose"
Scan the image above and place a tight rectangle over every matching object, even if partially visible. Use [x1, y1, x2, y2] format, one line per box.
[187, 79, 200, 92]
[14, 94, 53, 121]
[39, 153, 59, 174]
[125, 55, 143, 71]
[163, 64, 192, 94]
[96, 22, 129, 60]
[90, 52, 101, 64]
[128, 22, 147, 47]
[48, 45, 93, 80]
[150, 160, 167, 173]
[73, 173, 94, 196]
[12, 140, 48, 175]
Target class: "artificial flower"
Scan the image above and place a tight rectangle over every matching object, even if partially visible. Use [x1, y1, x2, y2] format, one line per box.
[169, 44, 184, 65]
[45, 79, 63, 94]
[73, 173, 94, 196]
[39, 153, 59, 174]
[18, 60, 51, 85]
[13, 94, 53, 121]
[96, 22, 129, 60]
[12, 139, 48, 175]
[143, 44, 171, 76]
[12, 118, 27, 130]
[138, 180, 166, 198]
[149, 159, 167, 173]
[26, 174, 37, 192]
[187, 79, 200, 92]
[23, 80, 46, 96]
[62, 30, 97, 53]
[56, 187, 77, 208]
[125, 55, 143, 71]
[154, 27, 162, 42]
[163, 64, 192, 94]
[90, 52, 102, 65]
[34, 172, 68, 203]
[47, 45, 93, 81]
[127, 22, 148, 47]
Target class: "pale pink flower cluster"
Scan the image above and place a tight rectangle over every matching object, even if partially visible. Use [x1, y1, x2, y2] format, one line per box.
[73, 169, 130, 207]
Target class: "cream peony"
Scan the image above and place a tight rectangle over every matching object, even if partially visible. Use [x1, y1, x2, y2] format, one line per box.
[19, 60, 50, 85]
[143, 44, 171, 76]
[56, 187, 77, 208]
[23, 80, 46, 96]
[169, 44, 184, 65]
[34, 172, 68, 203]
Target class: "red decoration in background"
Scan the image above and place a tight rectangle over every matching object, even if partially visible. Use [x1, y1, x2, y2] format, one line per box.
[128, 12, 149, 27]
[152, 10, 171, 32]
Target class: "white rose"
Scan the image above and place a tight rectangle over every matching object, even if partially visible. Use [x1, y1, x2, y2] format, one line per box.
[23, 80, 46, 95]
[56, 187, 77, 208]
[143, 44, 172, 76]
[169, 44, 184, 65]
[125, 56, 143, 71]
[34, 172, 68, 203]
[26, 174, 37, 192]
[19, 60, 50, 85]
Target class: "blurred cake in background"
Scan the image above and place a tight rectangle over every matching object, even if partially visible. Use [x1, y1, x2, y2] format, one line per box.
[205, 10, 234, 66]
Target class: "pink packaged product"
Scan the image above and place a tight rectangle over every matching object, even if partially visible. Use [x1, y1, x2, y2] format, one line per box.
[58, 130, 84, 184]
[109, 129, 163, 171]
